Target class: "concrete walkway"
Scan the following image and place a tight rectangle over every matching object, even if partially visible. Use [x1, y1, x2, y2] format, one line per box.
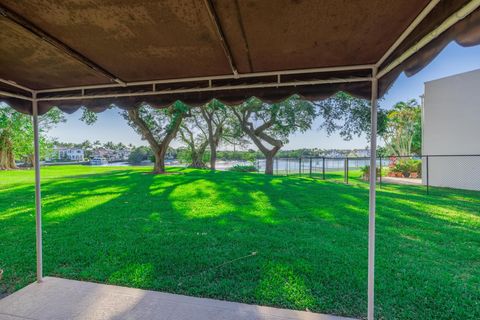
[0, 277, 356, 320]
[382, 176, 422, 185]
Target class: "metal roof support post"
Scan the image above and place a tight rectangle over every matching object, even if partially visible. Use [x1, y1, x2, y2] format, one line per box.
[32, 92, 43, 283]
[368, 68, 378, 320]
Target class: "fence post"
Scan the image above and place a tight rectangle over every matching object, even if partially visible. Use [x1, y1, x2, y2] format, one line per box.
[309, 157, 312, 177]
[322, 157, 326, 180]
[426, 155, 429, 195]
[345, 157, 349, 184]
[379, 156, 382, 188]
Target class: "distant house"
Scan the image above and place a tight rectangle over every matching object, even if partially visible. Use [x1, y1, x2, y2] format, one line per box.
[324, 150, 345, 158]
[109, 149, 131, 161]
[422, 69, 480, 191]
[55, 147, 84, 161]
[92, 147, 111, 160]
[92, 147, 131, 162]
[352, 149, 370, 158]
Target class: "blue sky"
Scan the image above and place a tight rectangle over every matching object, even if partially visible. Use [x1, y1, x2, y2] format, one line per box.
[48, 42, 480, 149]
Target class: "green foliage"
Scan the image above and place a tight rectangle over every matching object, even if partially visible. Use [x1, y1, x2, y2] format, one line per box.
[228, 164, 258, 172]
[390, 159, 422, 177]
[376, 146, 390, 157]
[316, 92, 388, 140]
[80, 108, 98, 125]
[383, 99, 422, 156]
[360, 165, 382, 180]
[178, 108, 209, 167]
[79, 140, 93, 158]
[0, 104, 65, 167]
[176, 147, 210, 165]
[238, 96, 317, 145]
[128, 146, 152, 164]
[122, 102, 188, 142]
[232, 95, 317, 174]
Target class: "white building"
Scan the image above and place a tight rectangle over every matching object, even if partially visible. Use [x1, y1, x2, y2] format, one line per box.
[422, 69, 480, 191]
[56, 147, 85, 161]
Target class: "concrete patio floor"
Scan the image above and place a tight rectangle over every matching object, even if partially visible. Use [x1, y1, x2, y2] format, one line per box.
[0, 277, 356, 320]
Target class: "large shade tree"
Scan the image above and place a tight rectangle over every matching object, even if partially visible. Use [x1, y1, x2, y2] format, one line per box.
[0, 103, 65, 169]
[178, 108, 209, 168]
[178, 100, 243, 169]
[231, 96, 317, 174]
[124, 102, 188, 173]
[199, 100, 232, 170]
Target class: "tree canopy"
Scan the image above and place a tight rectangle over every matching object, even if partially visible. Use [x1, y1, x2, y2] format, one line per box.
[0, 103, 65, 169]
[123, 102, 188, 173]
[231, 95, 317, 174]
[316, 92, 388, 141]
[382, 99, 422, 156]
[178, 108, 209, 168]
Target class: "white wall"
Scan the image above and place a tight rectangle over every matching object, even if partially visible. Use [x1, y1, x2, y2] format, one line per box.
[423, 69, 480, 191]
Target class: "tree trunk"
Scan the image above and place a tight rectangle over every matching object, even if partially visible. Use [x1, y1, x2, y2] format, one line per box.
[205, 119, 218, 170]
[190, 152, 206, 168]
[265, 155, 274, 175]
[210, 147, 217, 170]
[127, 108, 183, 174]
[0, 131, 17, 170]
[190, 142, 208, 168]
[24, 154, 34, 168]
[153, 149, 166, 174]
[209, 133, 218, 170]
[231, 108, 282, 175]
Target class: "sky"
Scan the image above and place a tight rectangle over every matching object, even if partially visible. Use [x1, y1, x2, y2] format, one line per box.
[48, 43, 480, 150]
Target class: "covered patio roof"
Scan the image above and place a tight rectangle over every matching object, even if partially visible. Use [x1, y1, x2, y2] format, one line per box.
[1, 1, 480, 319]
[1, 0, 480, 114]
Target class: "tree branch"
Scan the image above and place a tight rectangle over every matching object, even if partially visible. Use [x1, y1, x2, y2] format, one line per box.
[127, 109, 161, 153]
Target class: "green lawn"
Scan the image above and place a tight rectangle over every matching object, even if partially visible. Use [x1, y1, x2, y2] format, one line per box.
[0, 166, 479, 319]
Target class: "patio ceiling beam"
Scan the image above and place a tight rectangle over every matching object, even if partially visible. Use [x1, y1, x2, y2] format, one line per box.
[0, 78, 34, 93]
[203, 0, 239, 77]
[0, 90, 33, 101]
[377, 0, 480, 79]
[35, 76, 372, 102]
[0, 4, 126, 86]
[375, 0, 441, 68]
[34, 64, 374, 94]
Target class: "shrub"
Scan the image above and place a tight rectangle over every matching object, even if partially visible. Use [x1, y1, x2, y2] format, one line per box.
[389, 159, 422, 178]
[360, 165, 382, 181]
[128, 146, 152, 164]
[228, 164, 257, 172]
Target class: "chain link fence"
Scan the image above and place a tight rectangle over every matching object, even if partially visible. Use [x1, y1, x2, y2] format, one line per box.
[255, 155, 480, 196]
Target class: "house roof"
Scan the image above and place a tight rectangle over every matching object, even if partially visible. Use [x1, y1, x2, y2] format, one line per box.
[1, 0, 480, 114]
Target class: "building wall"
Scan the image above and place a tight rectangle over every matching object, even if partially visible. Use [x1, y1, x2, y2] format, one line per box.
[423, 69, 480, 191]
